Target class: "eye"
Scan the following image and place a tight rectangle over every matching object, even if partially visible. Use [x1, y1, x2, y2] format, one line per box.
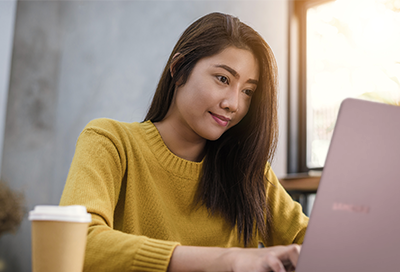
[243, 89, 254, 97]
[216, 75, 229, 85]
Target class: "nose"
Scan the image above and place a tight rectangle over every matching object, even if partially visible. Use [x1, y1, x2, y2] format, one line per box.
[220, 88, 239, 113]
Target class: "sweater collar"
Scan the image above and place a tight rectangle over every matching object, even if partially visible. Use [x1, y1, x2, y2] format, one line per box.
[140, 120, 203, 180]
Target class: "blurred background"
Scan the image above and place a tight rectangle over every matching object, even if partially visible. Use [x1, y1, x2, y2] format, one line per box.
[0, 0, 399, 271]
[0, 1, 290, 271]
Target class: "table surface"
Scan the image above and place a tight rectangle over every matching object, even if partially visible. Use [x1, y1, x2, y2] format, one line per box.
[279, 172, 321, 215]
[279, 172, 320, 192]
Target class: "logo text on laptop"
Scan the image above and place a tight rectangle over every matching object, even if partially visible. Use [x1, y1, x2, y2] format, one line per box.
[332, 202, 370, 214]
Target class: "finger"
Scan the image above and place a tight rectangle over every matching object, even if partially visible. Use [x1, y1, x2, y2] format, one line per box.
[264, 254, 286, 272]
[285, 244, 301, 268]
[281, 259, 294, 271]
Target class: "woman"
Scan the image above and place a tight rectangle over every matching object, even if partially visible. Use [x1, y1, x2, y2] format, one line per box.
[60, 12, 309, 272]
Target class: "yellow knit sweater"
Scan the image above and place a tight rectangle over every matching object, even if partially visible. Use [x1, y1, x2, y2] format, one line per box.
[60, 118, 308, 272]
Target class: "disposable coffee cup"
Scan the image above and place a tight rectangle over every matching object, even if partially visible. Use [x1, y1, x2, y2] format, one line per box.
[29, 205, 91, 272]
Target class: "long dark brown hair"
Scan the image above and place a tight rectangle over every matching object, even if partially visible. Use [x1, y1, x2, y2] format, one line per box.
[145, 12, 278, 246]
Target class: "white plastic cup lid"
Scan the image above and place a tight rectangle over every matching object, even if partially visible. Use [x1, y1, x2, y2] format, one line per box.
[29, 205, 92, 223]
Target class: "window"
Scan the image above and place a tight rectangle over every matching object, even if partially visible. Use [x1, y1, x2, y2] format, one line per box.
[289, 0, 400, 174]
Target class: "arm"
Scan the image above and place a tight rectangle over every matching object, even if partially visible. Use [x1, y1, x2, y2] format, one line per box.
[263, 167, 309, 247]
[167, 168, 306, 272]
[168, 244, 301, 272]
[60, 120, 179, 271]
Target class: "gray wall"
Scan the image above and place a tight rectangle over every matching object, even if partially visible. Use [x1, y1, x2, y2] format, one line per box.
[0, 0, 17, 177]
[0, 1, 289, 271]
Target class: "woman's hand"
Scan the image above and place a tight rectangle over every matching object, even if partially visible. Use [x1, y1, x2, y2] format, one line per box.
[168, 244, 301, 272]
[227, 244, 301, 272]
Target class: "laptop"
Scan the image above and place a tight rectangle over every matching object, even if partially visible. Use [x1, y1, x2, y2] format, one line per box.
[294, 98, 400, 271]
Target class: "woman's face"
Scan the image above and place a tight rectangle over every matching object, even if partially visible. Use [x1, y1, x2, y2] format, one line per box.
[167, 46, 259, 142]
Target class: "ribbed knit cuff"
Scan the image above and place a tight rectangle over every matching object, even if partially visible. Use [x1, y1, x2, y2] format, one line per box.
[132, 238, 180, 272]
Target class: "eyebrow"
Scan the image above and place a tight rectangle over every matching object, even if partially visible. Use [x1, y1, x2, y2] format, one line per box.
[214, 64, 258, 85]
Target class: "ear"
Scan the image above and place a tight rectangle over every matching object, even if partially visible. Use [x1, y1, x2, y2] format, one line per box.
[170, 53, 183, 78]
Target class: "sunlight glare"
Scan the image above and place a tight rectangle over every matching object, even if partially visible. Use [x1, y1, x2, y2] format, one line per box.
[306, 0, 400, 168]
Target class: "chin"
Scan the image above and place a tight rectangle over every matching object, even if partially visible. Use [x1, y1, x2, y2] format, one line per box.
[196, 125, 227, 141]
[202, 131, 225, 141]
[206, 136, 221, 141]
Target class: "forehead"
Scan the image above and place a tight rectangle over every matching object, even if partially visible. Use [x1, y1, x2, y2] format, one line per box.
[197, 46, 259, 80]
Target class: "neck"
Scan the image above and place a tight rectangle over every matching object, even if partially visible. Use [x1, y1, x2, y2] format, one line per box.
[154, 120, 206, 162]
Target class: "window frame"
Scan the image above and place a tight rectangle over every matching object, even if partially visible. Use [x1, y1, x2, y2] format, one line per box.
[288, 0, 335, 174]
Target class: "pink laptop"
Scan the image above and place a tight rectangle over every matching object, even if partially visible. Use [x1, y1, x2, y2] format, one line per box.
[296, 98, 400, 271]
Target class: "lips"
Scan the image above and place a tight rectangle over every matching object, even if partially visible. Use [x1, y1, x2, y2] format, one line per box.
[209, 112, 230, 127]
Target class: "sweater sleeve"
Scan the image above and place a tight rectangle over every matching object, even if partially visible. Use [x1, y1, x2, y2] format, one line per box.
[263, 166, 309, 247]
[59, 120, 179, 272]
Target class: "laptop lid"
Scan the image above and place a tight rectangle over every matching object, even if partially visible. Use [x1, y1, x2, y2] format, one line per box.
[296, 98, 400, 271]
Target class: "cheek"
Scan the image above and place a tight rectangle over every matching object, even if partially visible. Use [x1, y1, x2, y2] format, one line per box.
[182, 82, 216, 109]
[176, 85, 209, 114]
